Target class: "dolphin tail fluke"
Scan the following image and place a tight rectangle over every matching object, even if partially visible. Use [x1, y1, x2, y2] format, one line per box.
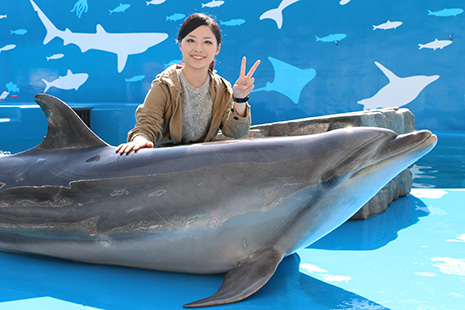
[34, 94, 108, 150]
[259, 8, 283, 29]
[183, 248, 284, 308]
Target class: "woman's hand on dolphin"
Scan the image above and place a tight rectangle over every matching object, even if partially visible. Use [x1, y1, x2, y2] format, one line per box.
[115, 136, 154, 155]
[233, 57, 260, 99]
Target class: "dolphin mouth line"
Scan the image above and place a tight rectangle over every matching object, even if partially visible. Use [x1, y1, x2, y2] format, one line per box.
[363, 130, 437, 172]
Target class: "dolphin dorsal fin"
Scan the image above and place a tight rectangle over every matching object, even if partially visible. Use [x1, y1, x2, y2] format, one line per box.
[34, 94, 108, 150]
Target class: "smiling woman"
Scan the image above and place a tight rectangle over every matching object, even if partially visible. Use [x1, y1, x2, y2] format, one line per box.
[115, 13, 261, 155]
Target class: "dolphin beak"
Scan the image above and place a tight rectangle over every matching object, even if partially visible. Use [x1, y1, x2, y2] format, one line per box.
[375, 130, 437, 163]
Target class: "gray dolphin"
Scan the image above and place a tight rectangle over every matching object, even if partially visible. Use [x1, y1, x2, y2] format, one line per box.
[0, 94, 436, 308]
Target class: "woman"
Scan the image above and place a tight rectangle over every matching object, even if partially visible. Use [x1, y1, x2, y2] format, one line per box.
[116, 13, 260, 155]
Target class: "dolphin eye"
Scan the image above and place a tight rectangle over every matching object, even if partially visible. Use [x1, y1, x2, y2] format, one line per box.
[322, 176, 337, 188]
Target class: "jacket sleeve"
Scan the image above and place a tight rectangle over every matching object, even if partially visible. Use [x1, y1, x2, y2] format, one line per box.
[127, 81, 168, 143]
[219, 85, 252, 139]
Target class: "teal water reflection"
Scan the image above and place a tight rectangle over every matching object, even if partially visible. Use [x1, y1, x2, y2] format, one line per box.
[412, 130, 465, 188]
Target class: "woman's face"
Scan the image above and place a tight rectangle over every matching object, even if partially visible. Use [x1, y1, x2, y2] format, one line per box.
[179, 25, 220, 72]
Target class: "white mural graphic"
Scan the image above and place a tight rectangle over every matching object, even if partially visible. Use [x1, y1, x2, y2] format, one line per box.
[260, 0, 300, 29]
[202, 1, 224, 8]
[253, 57, 316, 104]
[46, 53, 64, 61]
[0, 91, 9, 100]
[30, 0, 168, 73]
[42, 69, 88, 92]
[358, 62, 439, 110]
[373, 20, 403, 30]
[419, 38, 452, 50]
[340, 0, 351, 5]
[0, 44, 15, 53]
[146, 0, 166, 6]
[0, 14, 7, 19]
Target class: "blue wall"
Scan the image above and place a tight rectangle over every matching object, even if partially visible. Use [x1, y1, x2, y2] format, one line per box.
[1, 0, 464, 151]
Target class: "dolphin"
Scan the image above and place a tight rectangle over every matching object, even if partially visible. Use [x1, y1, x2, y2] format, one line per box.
[0, 94, 436, 308]
[30, 0, 168, 73]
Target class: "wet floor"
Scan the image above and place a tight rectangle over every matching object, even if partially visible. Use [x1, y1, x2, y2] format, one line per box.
[1, 188, 463, 310]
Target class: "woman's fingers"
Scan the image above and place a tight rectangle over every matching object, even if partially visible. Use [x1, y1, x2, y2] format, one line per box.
[116, 141, 153, 155]
[240, 56, 246, 77]
[246, 60, 260, 79]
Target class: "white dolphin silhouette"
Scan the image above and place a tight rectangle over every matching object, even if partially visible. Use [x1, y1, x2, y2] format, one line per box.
[30, 0, 168, 73]
[259, 0, 300, 29]
[358, 62, 439, 110]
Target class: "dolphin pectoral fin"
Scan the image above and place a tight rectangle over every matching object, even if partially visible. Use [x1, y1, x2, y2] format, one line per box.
[183, 248, 284, 308]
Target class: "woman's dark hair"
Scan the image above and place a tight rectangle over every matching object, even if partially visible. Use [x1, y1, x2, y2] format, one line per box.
[178, 13, 222, 70]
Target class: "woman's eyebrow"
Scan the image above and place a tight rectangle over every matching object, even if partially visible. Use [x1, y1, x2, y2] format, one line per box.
[186, 34, 214, 40]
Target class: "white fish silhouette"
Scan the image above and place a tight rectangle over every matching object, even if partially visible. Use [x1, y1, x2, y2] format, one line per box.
[0, 15, 7, 19]
[42, 70, 89, 92]
[419, 38, 452, 50]
[260, 0, 300, 29]
[46, 53, 65, 61]
[146, 0, 166, 5]
[340, 0, 351, 5]
[358, 62, 439, 110]
[30, 0, 168, 73]
[373, 20, 403, 30]
[0, 44, 16, 53]
[202, 0, 224, 8]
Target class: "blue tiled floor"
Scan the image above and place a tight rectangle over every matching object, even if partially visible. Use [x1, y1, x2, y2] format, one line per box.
[1, 188, 463, 310]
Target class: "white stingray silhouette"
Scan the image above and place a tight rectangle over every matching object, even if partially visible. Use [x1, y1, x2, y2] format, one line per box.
[358, 62, 439, 110]
[259, 0, 300, 29]
[30, 0, 168, 73]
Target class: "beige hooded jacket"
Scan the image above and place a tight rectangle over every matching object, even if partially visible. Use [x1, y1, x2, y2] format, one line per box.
[127, 65, 251, 146]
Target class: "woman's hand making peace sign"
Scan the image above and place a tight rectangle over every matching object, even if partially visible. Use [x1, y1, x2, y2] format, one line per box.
[233, 57, 261, 100]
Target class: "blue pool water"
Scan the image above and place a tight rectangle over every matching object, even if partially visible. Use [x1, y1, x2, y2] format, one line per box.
[0, 131, 464, 310]
[412, 130, 465, 189]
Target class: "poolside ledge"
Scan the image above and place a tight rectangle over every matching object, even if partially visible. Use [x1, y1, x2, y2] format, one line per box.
[219, 107, 415, 220]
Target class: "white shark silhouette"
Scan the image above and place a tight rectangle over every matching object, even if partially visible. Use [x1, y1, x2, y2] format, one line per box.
[30, 0, 168, 73]
[42, 69, 88, 92]
[358, 62, 439, 110]
[259, 0, 300, 29]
